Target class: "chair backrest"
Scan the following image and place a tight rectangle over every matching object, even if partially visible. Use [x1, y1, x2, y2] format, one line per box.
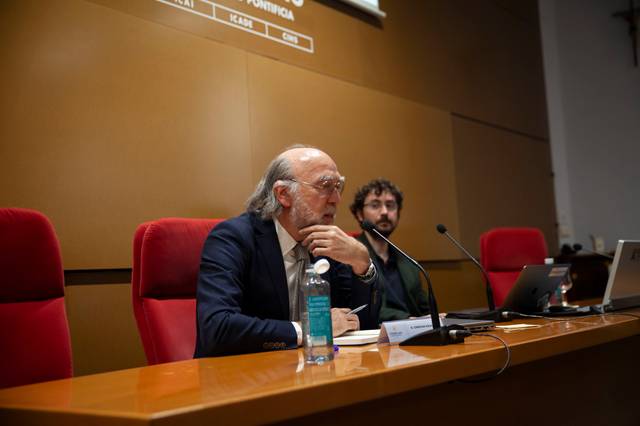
[0, 208, 73, 388]
[132, 217, 223, 365]
[480, 227, 548, 307]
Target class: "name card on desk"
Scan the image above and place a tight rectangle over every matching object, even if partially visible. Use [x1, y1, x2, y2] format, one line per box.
[379, 318, 434, 344]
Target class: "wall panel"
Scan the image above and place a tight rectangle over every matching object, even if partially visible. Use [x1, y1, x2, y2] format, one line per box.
[65, 284, 146, 375]
[0, 0, 551, 267]
[452, 116, 558, 255]
[0, 0, 252, 268]
[359, 0, 548, 138]
[428, 261, 488, 312]
[89, 0, 548, 138]
[246, 53, 461, 260]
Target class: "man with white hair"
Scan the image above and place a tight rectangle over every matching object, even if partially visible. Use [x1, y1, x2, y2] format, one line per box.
[195, 147, 379, 357]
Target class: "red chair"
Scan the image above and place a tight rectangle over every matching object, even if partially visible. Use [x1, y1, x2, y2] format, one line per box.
[0, 208, 73, 388]
[480, 227, 548, 307]
[132, 217, 223, 365]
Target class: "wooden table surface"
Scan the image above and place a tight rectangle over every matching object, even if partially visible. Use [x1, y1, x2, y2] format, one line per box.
[1, 310, 639, 425]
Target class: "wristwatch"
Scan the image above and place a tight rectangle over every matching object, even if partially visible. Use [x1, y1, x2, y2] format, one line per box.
[355, 259, 376, 282]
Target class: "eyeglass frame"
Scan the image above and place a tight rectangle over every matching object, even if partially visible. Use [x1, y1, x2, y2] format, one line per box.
[362, 200, 399, 211]
[287, 175, 346, 197]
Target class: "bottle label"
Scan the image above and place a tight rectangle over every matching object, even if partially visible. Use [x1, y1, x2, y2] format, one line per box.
[307, 295, 332, 346]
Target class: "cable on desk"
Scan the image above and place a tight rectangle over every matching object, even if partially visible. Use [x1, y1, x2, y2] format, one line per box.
[454, 310, 638, 384]
[455, 333, 511, 383]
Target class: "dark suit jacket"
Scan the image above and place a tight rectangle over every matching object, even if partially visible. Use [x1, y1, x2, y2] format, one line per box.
[357, 233, 429, 322]
[194, 212, 379, 357]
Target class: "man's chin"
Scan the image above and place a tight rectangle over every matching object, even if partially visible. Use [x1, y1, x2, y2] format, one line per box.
[375, 223, 395, 235]
[297, 215, 334, 229]
[379, 230, 393, 238]
[321, 215, 335, 225]
[373, 226, 394, 238]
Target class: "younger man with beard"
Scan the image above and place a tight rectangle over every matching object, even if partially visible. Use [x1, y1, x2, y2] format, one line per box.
[350, 178, 429, 322]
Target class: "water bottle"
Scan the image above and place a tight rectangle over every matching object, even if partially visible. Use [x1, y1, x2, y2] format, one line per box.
[299, 259, 334, 364]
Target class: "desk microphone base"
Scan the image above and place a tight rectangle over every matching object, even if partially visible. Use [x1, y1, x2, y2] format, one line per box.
[399, 325, 467, 346]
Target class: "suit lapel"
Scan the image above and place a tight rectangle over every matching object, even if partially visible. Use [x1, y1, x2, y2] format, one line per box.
[253, 215, 289, 319]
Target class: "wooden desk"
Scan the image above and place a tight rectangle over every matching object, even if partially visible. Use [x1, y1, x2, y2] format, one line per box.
[1, 311, 639, 426]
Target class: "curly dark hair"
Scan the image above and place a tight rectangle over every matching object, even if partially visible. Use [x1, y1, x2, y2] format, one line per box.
[349, 178, 403, 218]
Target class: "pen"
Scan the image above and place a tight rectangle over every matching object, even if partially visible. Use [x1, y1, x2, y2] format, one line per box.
[347, 304, 367, 315]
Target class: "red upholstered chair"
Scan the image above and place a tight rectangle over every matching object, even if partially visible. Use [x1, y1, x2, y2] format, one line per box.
[0, 208, 73, 388]
[480, 227, 548, 307]
[132, 217, 223, 365]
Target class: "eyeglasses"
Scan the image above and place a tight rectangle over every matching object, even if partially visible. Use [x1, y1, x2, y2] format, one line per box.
[363, 200, 398, 211]
[289, 176, 346, 197]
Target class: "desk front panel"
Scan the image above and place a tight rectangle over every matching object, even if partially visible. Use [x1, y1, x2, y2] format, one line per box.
[1, 311, 639, 425]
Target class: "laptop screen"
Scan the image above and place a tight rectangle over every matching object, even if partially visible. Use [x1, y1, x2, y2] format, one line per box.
[501, 264, 570, 313]
[603, 240, 640, 310]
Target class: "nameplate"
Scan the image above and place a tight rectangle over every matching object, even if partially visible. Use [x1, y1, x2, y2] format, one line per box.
[378, 318, 434, 344]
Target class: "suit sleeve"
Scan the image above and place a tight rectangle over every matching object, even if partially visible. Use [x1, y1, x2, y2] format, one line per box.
[326, 261, 381, 330]
[195, 221, 296, 357]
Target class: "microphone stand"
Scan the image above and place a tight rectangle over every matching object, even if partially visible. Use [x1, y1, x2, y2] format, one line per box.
[438, 226, 496, 311]
[362, 222, 466, 346]
[436, 224, 511, 322]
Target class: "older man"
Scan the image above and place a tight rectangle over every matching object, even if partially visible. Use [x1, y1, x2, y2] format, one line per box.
[195, 147, 379, 357]
[350, 178, 429, 322]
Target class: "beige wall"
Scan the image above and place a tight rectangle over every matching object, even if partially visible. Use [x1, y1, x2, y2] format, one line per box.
[452, 116, 557, 255]
[65, 284, 146, 375]
[1, 0, 554, 374]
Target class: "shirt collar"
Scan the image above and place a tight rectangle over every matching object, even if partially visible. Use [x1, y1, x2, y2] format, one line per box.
[274, 218, 297, 257]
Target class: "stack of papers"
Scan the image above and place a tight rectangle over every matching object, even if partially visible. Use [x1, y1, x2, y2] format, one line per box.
[334, 329, 380, 346]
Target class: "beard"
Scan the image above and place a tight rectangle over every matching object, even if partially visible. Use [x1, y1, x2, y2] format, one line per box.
[290, 194, 335, 229]
[366, 216, 396, 238]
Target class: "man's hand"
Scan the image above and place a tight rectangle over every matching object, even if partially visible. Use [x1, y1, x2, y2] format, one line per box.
[300, 225, 370, 274]
[331, 308, 360, 337]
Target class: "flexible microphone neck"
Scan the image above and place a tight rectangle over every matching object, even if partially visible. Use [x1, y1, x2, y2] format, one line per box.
[361, 221, 441, 329]
[572, 243, 614, 260]
[436, 224, 496, 311]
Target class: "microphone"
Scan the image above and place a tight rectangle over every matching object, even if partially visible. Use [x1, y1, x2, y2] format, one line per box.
[572, 243, 614, 260]
[361, 220, 466, 346]
[436, 224, 496, 311]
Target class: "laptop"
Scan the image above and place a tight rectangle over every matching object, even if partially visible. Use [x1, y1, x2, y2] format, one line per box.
[501, 264, 571, 313]
[601, 240, 640, 311]
[541, 240, 640, 315]
[446, 264, 571, 319]
[442, 317, 495, 331]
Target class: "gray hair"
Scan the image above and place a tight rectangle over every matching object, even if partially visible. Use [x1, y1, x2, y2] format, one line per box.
[245, 155, 298, 220]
